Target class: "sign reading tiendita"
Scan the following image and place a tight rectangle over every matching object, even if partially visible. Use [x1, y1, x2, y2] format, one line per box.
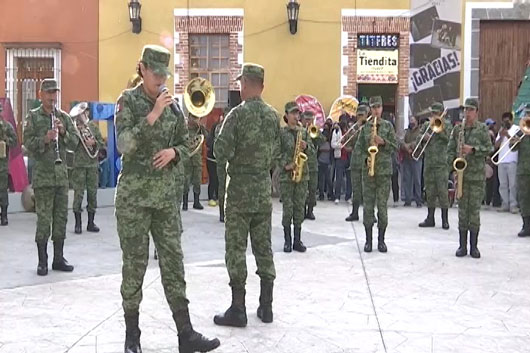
[357, 49, 399, 84]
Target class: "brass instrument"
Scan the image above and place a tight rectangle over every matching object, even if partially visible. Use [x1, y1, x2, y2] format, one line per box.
[308, 124, 319, 139]
[51, 103, 63, 165]
[412, 109, 447, 161]
[291, 126, 308, 183]
[69, 102, 99, 159]
[338, 115, 370, 149]
[492, 116, 530, 165]
[366, 116, 379, 177]
[184, 78, 215, 157]
[453, 116, 468, 199]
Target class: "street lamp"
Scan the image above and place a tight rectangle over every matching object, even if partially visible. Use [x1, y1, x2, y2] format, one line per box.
[286, 0, 300, 35]
[128, 0, 142, 34]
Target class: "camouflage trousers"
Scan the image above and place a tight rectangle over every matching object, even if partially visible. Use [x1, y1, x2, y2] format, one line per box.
[225, 211, 276, 289]
[424, 167, 449, 209]
[306, 171, 318, 207]
[34, 186, 68, 242]
[280, 179, 308, 227]
[0, 170, 8, 207]
[72, 167, 98, 213]
[217, 163, 227, 211]
[351, 166, 363, 204]
[458, 178, 484, 232]
[116, 205, 189, 315]
[184, 162, 201, 194]
[518, 174, 530, 217]
[175, 175, 184, 233]
[363, 174, 391, 229]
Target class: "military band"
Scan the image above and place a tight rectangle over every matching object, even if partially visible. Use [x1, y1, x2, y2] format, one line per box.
[0, 102, 17, 226]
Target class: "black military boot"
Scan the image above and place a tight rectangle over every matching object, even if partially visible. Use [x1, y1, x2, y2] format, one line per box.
[441, 208, 450, 230]
[419, 208, 435, 227]
[377, 227, 387, 253]
[1, 205, 8, 226]
[364, 225, 372, 253]
[257, 281, 273, 323]
[176, 307, 220, 353]
[213, 287, 247, 327]
[193, 192, 204, 210]
[469, 230, 481, 259]
[306, 205, 315, 220]
[74, 212, 82, 234]
[51, 240, 74, 272]
[87, 212, 100, 232]
[345, 203, 359, 221]
[36, 241, 48, 276]
[219, 205, 225, 223]
[518, 217, 530, 237]
[455, 229, 468, 257]
[293, 227, 307, 252]
[124, 312, 142, 353]
[283, 226, 292, 253]
[182, 193, 188, 211]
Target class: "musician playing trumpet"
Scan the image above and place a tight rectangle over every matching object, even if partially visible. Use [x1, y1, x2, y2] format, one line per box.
[416, 102, 452, 229]
[70, 103, 105, 234]
[355, 96, 397, 253]
[447, 98, 492, 258]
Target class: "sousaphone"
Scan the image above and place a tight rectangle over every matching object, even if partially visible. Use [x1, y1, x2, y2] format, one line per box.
[184, 78, 215, 156]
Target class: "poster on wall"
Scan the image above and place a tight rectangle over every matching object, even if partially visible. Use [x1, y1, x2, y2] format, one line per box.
[357, 49, 399, 84]
[409, 0, 462, 119]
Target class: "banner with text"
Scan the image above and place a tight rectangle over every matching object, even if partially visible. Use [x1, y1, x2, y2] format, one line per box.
[409, 0, 462, 118]
[357, 49, 399, 84]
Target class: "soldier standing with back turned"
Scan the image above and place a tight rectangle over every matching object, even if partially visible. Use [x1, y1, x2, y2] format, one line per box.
[0, 102, 17, 226]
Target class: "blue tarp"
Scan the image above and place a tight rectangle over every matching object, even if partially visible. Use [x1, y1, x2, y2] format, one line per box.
[90, 102, 119, 187]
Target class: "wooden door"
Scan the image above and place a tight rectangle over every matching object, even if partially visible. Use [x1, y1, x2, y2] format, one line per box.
[480, 21, 530, 123]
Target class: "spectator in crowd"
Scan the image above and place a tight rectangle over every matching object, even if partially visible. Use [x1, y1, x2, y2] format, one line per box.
[318, 120, 333, 201]
[400, 116, 423, 207]
[330, 120, 349, 204]
[495, 112, 519, 213]
[484, 118, 501, 208]
[206, 117, 221, 207]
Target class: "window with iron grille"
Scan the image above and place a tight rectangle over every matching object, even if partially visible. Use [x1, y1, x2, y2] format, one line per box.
[189, 34, 230, 108]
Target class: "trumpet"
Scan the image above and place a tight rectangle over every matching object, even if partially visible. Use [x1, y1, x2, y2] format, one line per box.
[412, 110, 447, 161]
[308, 124, 319, 139]
[338, 115, 370, 149]
[367, 116, 378, 177]
[492, 116, 530, 165]
[51, 103, 62, 165]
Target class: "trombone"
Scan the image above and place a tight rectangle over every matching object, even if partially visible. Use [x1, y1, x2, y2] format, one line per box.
[412, 110, 446, 161]
[338, 115, 371, 149]
[492, 116, 530, 165]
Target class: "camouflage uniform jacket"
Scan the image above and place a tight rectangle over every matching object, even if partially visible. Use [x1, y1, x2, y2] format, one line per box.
[415, 118, 452, 171]
[355, 118, 398, 177]
[73, 121, 105, 168]
[306, 132, 322, 173]
[278, 125, 314, 182]
[214, 96, 280, 213]
[188, 124, 207, 167]
[115, 84, 189, 209]
[447, 120, 492, 182]
[512, 135, 530, 176]
[0, 119, 17, 173]
[23, 105, 79, 188]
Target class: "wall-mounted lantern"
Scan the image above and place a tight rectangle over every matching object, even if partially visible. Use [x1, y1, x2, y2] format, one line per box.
[287, 0, 300, 35]
[128, 0, 142, 34]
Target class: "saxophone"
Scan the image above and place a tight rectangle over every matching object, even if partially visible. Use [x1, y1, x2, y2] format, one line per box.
[453, 116, 468, 199]
[366, 116, 379, 177]
[291, 126, 308, 183]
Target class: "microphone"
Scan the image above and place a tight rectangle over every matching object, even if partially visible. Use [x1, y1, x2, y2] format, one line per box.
[159, 85, 182, 116]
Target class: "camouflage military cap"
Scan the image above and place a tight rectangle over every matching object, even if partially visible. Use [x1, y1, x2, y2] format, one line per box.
[357, 105, 370, 116]
[40, 78, 60, 92]
[301, 111, 315, 120]
[429, 102, 444, 113]
[284, 101, 300, 113]
[236, 63, 265, 81]
[369, 96, 383, 107]
[140, 45, 171, 77]
[464, 98, 479, 110]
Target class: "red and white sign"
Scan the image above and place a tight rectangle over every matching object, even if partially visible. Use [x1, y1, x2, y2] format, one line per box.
[295, 94, 326, 128]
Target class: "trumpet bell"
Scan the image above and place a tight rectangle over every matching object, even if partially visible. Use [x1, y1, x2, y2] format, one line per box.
[431, 118, 444, 133]
[308, 125, 319, 139]
[184, 77, 216, 118]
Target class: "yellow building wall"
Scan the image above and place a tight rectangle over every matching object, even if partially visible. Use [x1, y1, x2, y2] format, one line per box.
[99, 0, 409, 113]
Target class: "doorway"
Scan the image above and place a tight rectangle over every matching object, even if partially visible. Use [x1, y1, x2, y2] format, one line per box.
[357, 84, 397, 117]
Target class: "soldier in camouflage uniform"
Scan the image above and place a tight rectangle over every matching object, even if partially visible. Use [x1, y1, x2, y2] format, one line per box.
[417, 102, 452, 230]
[182, 115, 206, 210]
[511, 103, 530, 237]
[215, 113, 227, 223]
[23, 79, 78, 275]
[300, 110, 319, 220]
[71, 108, 105, 234]
[448, 98, 492, 259]
[214, 63, 279, 327]
[346, 104, 369, 222]
[115, 45, 219, 353]
[0, 103, 17, 226]
[355, 96, 398, 253]
[278, 102, 313, 253]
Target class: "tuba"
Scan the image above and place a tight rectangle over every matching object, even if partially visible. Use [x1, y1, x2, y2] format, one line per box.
[291, 125, 308, 183]
[184, 78, 215, 156]
[69, 102, 99, 159]
[366, 116, 379, 177]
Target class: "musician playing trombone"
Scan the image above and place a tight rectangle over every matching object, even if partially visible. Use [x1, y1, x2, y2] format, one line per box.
[494, 112, 519, 214]
[511, 103, 530, 238]
[447, 98, 492, 258]
[416, 102, 452, 230]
